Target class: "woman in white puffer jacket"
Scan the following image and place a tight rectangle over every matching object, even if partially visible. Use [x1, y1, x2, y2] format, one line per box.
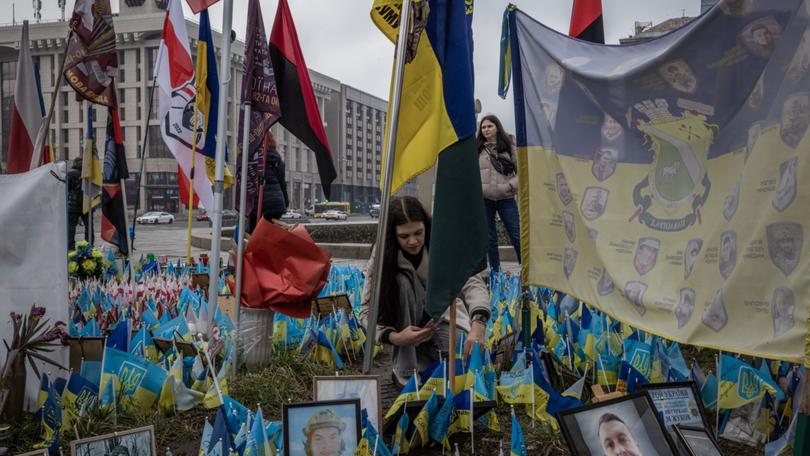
[477, 114, 521, 271]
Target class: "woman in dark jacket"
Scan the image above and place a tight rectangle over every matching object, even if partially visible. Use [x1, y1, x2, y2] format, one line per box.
[248, 132, 289, 232]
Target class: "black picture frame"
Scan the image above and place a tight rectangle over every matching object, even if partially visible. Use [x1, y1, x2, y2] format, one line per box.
[313, 375, 382, 433]
[557, 391, 678, 456]
[311, 294, 353, 318]
[283, 398, 362, 456]
[673, 424, 723, 456]
[639, 381, 712, 436]
[70, 425, 156, 456]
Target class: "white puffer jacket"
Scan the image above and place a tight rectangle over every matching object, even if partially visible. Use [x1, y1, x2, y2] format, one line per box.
[479, 143, 519, 201]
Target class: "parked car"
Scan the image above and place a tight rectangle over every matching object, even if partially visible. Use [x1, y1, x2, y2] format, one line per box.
[281, 210, 303, 220]
[305, 206, 315, 216]
[322, 210, 348, 221]
[136, 211, 175, 224]
[369, 204, 380, 218]
[206, 209, 239, 227]
[196, 211, 209, 222]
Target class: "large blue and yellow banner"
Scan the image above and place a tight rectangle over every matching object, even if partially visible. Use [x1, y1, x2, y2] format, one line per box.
[507, 0, 809, 361]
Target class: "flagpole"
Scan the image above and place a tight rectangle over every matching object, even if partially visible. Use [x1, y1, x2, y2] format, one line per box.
[186, 104, 200, 261]
[207, 0, 235, 336]
[131, 68, 161, 253]
[232, 102, 251, 380]
[362, 0, 414, 374]
[715, 352, 721, 436]
[31, 32, 70, 166]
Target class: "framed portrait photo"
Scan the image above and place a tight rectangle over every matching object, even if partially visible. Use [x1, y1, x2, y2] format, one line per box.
[639, 382, 711, 434]
[674, 424, 723, 456]
[557, 391, 678, 456]
[283, 398, 362, 456]
[70, 425, 156, 456]
[313, 375, 381, 431]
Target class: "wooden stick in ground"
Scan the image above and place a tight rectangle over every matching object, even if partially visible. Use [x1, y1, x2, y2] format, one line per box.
[448, 299, 457, 395]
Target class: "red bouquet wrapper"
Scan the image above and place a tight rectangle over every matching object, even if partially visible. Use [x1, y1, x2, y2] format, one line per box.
[240, 218, 331, 317]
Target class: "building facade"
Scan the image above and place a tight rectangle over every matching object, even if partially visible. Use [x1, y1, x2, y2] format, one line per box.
[0, 0, 410, 214]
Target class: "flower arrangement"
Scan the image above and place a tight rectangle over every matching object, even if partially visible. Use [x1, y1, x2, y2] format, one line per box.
[68, 240, 104, 280]
[1, 304, 68, 418]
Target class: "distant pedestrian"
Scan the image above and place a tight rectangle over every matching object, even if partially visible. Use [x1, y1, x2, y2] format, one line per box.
[248, 132, 288, 233]
[67, 157, 88, 251]
[477, 114, 521, 271]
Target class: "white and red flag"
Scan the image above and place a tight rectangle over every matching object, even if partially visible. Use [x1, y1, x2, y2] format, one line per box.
[156, 0, 213, 210]
[7, 21, 45, 174]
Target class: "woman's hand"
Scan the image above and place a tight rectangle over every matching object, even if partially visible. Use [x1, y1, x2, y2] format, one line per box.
[464, 320, 487, 359]
[390, 325, 437, 346]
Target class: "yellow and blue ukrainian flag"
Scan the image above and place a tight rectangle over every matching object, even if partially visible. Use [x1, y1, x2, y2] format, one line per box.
[101, 346, 169, 412]
[195, 9, 233, 189]
[718, 355, 779, 409]
[510, 409, 527, 456]
[371, 0, 487, 321]
[391, 405, 411, 454]
[34, 377, 61, 453]
[410, 390, 439, 448]
[386, 373, 420, 419]
[62, 371, 99, 429]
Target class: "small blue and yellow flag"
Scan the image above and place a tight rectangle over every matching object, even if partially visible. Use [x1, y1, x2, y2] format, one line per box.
[510, 409, 527, 456]
[385, 373, 420, 420]
[410, 390, 439, 448]
[101, 347, 169, 412]
[391, 402, 411, 454]
[719, 355, 778, 409]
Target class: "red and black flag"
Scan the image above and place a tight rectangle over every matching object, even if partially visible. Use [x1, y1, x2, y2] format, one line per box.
[269, 0, 337, 198]
[569, 0, 604, 43]
[63, 0, 118, 107]
[101, 108, 129, 256]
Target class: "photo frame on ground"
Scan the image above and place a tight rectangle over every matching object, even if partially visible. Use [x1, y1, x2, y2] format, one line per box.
[313, 375, 382, 431]
[674, 424, 723, 456]
[283, 398, 362, 456]
[69, 425, 156, 456]
[557, 391, 678, 456]
[68, 336, 104, 372]
[311, 294, 352, 318]
[639, 381, 712, 435]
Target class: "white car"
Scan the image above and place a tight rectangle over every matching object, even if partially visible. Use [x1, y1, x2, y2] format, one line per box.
[136, 211, 175, 224]
[322, 210, 348, 221]
[281, 210, 303, 220]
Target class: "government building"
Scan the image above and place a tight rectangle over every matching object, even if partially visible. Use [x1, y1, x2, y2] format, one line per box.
[0, 0, 413, 214]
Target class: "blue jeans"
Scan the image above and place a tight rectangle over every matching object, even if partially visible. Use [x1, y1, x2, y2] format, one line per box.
[484, 198, 521, 271]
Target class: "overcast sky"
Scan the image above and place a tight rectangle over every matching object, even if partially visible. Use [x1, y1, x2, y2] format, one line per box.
[12, 0, 701, 131]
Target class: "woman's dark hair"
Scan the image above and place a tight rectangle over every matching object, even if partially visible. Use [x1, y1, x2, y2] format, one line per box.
[377, 196, 431, 327]
[477, 114, 514, 155]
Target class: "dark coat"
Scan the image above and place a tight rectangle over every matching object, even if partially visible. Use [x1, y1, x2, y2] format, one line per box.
[261, 147, 288, 220]
[67, 160, 83, 216]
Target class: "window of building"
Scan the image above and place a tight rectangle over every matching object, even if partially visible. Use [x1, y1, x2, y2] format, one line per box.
[148, 125, 173, 158]
[347, 170, 353, 177]
[149, 88, 157, 119]
[146, 47, 159, 81]
[118, 51, 125, 83]
[136, 48, 141, 72]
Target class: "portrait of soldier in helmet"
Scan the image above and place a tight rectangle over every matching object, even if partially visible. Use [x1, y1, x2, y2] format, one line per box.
[284, 399, 361, 456]
[303, 409, 347, 456]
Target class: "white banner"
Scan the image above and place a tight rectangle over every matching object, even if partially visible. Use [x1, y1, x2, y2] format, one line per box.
[0, 162, 69, 410]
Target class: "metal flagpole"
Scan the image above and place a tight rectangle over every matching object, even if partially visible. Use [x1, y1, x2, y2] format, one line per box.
[362, 0, 414, 374]
[31, 33, 70, 166]
[131, 59, 162, 253]
[232, 102, 251, 379]
[207, 0, 235, 336]
[186, 103, 200, 261]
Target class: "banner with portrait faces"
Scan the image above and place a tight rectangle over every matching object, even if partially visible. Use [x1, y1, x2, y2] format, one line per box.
[510, 0, 810, 361]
